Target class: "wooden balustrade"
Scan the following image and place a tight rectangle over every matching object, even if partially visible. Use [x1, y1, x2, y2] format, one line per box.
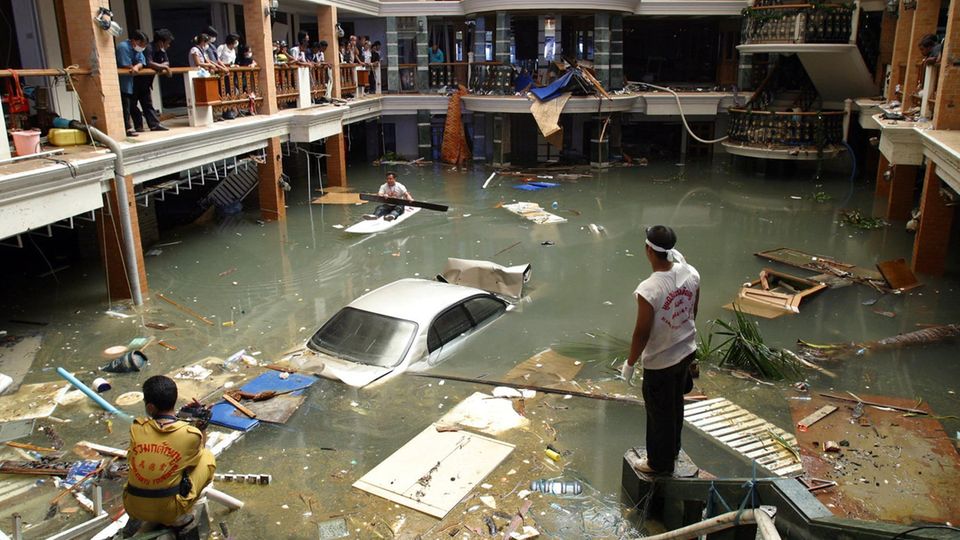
[340, 63, 359, 96]
[275, 65, 300, 108]
[309, 64, 329, 100]
[741, 4, 854, 45]
[468, 62, 512, 95]
[398, 63, 418, 93]
[727, 108, 846, 148]
[215, 67, 262, 115]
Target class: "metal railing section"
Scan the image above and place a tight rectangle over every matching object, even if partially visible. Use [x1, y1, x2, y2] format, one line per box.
[741, 3, 855, 45]
[727, 108, 846, 148]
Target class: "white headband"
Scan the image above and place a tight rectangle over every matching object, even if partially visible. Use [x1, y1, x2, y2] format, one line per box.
[645, 239, 686, 264]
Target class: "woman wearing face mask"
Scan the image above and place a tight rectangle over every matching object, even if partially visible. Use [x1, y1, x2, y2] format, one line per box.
[189, 33, 218, 72]
[203, 26, 229, 72]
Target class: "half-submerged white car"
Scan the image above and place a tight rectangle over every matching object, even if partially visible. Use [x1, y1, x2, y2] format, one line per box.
[291, 259, 530, 388]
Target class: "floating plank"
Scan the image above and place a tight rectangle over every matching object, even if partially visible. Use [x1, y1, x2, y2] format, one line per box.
[755, 247, 883, 282]
[796, 405, 837, 432]
[684, 397, 800, 476]
[876, 258, 921, 290]
[501, 202, 567, 225]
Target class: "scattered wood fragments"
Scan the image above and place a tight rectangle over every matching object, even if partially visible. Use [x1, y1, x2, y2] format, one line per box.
[796, 405, 837, 432]
[754, 247, 886, 287]
[876, 258, 921, 291]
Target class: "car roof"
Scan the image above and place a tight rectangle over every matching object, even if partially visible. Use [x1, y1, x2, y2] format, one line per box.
[348, 278, 495, 326]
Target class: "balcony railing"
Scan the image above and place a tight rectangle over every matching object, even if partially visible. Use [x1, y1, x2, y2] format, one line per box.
[340, 63, 359, 97]
[468, 62, 512, 95]
[727, 108, 845, 148]
[216, 67, 262, 115]
[741, 3, 855, 45]
[275, 65, 299, 108]
[309, 64, 329, 101]
[428, 62, 469, 89]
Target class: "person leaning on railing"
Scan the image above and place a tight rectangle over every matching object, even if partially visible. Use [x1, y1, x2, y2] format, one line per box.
[188, 34, 219, 72]
[116, 29, 149, 137]
[217, 34, 242, 120]
[132, 29, 173, 132]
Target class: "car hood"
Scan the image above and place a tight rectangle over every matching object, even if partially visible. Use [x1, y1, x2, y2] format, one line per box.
[293, 348, 397, 388]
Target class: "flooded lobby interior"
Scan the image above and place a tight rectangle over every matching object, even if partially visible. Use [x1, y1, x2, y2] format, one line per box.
[0, 0, 959, 538]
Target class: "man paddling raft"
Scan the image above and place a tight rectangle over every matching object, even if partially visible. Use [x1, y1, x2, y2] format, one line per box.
[364, 171, 413, 221]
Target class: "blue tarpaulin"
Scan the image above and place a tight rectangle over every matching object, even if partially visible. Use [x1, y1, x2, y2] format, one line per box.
[529, 71, 574, 102]
[209, 370, 317, 431]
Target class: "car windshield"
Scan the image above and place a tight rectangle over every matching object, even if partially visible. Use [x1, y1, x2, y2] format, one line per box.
[308, 307, 418, 368]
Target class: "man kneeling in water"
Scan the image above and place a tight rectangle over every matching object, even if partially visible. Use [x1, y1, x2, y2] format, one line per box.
[365, 171, 413, 221]
[123, 375, 216, 533]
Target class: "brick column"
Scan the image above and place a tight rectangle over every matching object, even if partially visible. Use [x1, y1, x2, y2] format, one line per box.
[902, 0, 941, 109]
[495, 12, 511, 64]
[609, 15, 624, 90]
[326, 132, 348, 187]
[886, 164, 917, 220]
[258, 137, 285, 221]
[416, 16, 429, 91]
[243, 0, 278, 114]
[97, 175, 148, 301]
[417, 110, 432, 160]
[911, 165, 954, 275]
[386, 17, 399, 93]
[886, 0, 915, 101]
[875, 9, 897, 89]
[318, 4, 342, 98]
[60, 0, 125, 139]
[933, 0, 959, 128]
[874, 154, 892, 199]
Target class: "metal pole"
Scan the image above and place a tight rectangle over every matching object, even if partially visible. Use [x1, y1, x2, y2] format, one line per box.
[86, 127, 144, 306]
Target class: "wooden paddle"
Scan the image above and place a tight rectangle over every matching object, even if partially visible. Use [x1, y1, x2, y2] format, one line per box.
[359, 193, 449, 212]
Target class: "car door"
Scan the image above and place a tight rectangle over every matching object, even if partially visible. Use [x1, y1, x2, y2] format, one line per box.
[426, 295, 506, 366]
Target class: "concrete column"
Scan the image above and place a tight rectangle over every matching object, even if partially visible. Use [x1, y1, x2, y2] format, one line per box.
[590, 119, 610, 168]
[416, 16, 429, 91]
[886, 0, 916, 101]
[258, 137, 285, 221]
[472, 16, 486, 61]
[326, 132, 348, 187]
[318, 5, 342, 98]
[874, 154, 892, 199]
[902, 0, 940, 109]
[417, 110, 432, 160]
[386, 17, 400, 93]
[594, 13, 610, 89]
[97, 176, 148, 301]
[538, 16, 546, 64]
[495, 12, 511, 64]
[492, 113, 509, 166]
[609, 15, 624, 90]
[609, 112, 622, 159]
[472, 111, 486, 161]
[554, 16, 562, 59]
[243, 0, 278, 114]
[60, 0, 125, 139]
[886, 164, 917, 220]
[911, 164, 955, 275]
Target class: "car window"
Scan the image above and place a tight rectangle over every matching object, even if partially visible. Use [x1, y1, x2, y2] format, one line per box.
[463, 296, 506, 326]
[427, 305, 473, 353]
[308, 307, 418, 368]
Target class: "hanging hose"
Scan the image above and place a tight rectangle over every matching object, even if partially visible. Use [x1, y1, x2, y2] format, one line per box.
[633, 82, 729, 144]
[841, 139, 857, 207]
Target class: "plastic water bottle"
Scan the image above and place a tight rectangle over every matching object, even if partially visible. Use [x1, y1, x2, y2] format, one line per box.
[551, 201, 559, 210]
[529, 479, 582, 496]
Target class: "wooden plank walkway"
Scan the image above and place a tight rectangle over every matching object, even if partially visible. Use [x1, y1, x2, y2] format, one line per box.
[684, 397, 803, 477]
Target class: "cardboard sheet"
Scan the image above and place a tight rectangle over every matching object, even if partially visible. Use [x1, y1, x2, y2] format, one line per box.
[353, 423, 514, 518]
[0, 382, 65, 422]
[530, 93, 571, 149]
[311, 192, 365, 205]
[167, 357, 254, 404]
[435, 392, 529, 435]
[0, 335, 42, 396]
[502, 202, 567, 225]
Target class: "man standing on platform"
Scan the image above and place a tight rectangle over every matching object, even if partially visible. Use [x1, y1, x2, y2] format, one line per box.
[620, 225, 700, 475]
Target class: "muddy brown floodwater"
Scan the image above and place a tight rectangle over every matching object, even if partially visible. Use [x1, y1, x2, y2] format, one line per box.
[2, 157, 959, 538]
